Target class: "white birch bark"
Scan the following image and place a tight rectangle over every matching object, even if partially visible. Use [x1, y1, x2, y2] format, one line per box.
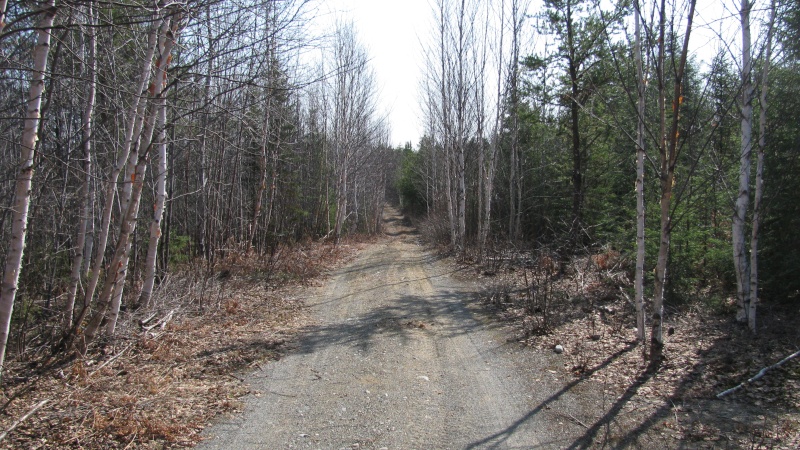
[64, 1, 97, 328]
[80, 16, 164, 316]
[748, 0, 776, 333]
[137, 68, 171, 308]
[105, 12, 182, 334]
[733, 0, 753, 324]
[0, 0, 57, 379]
[81, 157, 148, 348]
[71, 11, 178, 344]
[479, 0, 505, 256]
[634, 1, 646, 343]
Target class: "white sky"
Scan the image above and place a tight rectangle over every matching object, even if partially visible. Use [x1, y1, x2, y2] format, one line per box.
[315, 0, 757, 149]
[315, 0, 432, 148]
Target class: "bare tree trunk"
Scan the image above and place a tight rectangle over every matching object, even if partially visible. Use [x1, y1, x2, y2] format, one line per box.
[82, 12, 181, 344]
[250, 90, 271, 250]
[197, 4, 213, 260]
[81, 15, 163, 315]
[565, 0, 583, 244]
[65, 0, 97, 328]
[479, 0, 506, 256]
[650, 0, 695, 369]
[0, 0, 57, 379]
[334, 159, 348, 244]
[106, 12, 182, 334]
[437, 0, 457, 247]
[444, 147, 457, 244]
[137, 63, 172, 308]
[509, 129, 518, 240]
[634, 0, 646, 343]
[733, 0, 753, 324]
[82, 158, 147, 349]
[748, 0, 775, 333]
[476, 30, 487, 257]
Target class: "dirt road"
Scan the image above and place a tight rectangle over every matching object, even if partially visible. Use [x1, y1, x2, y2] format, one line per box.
[199, 207, 598, 449]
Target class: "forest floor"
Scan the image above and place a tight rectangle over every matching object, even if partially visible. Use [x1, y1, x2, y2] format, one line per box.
[0, 233, 370, 448]
[0, 206, 798, 448]
[468, 244, 800, 449]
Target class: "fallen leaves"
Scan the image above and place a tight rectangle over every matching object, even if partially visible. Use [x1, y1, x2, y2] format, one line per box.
[474, 251, 800, 448]
[0, 238, 364, 449]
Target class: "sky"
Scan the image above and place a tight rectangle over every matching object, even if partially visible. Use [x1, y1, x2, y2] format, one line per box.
[316, 0, 432, 148]
[315, 0, 754, 149]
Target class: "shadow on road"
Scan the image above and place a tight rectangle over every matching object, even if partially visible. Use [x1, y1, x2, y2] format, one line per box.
[464, 343, 638, 449]
[294, 290, 499, 356]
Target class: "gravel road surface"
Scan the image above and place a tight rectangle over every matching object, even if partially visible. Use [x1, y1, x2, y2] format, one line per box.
[198, 207, 599, 449]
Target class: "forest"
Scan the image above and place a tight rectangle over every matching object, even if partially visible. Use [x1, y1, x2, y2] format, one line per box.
[0, 0, 798, 446]
[401, 0, 799, 368]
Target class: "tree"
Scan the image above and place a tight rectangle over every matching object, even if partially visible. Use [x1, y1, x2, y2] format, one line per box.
[80, 7, 183, 347]
[633, 0, 646, 344]
[649, 0, 697, 368]
[541, 0, 609, 245]
[327, 23, 383, 244]
[733, 0, 776, 331]
[64, 0, 97, 327]
[0, 0, 57, 379]
[732, 0, 755, 327]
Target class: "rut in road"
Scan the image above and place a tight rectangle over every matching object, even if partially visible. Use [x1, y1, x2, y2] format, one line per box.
[199, 206, 598, 449]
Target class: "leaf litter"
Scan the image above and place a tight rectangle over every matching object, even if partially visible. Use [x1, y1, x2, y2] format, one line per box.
[465, 248, 800, 449]
[0, 238, 369, 449]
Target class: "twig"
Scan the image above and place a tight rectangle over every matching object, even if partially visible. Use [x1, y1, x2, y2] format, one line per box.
[0, 399, 49, 443]
[618, 286, 635, 308]
[88, 343, 133, 378]
[138, 312, 158, 327]
[142, 309, 175, 331]
[227, 373, 244, 382]
[717, 349, 800, 398]
[555, 410, 589, 429]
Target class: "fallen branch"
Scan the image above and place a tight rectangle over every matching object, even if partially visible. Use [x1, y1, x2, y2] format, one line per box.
[142, 309, 175, 332]
[717, 349, 800, 398]
[618, 286, 635, 308]
[139, 312, 158, 327]
[0, 399, 49, 443]
[555, 410, 589, 429]
[88, 343, 133, 378]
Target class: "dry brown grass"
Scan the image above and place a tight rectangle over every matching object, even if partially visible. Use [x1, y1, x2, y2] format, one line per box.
[0, 238, 366, 449]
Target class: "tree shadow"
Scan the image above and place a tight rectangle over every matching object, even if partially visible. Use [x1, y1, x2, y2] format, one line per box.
[294, 290, 495, 356]
[558, 320, 797, 448]
[465, 343, 638, 449]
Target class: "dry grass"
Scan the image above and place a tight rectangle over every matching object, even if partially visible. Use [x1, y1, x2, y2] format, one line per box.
[0, 238, 367, 449]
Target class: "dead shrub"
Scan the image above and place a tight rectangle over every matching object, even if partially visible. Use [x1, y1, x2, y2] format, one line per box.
[591, 248, 621, 270]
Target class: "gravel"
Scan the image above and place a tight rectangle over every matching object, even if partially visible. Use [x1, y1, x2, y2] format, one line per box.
[198, 208, 600, 449]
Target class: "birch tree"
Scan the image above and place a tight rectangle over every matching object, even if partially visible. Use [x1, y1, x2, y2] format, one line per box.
[734, 0, 776, 332]
[747, 0, 775, 332]
[64, 0, 97, 327]
[0, 0, 57, 379]
[478, 0, 504, 257]
[732, 0, 755, 326]
[78, 13, 164, 322]
[80, 8, 183, 347]
[424, 0, 480, 253]
[650, 0, 696, 368]
[634, 0, 646, 344]
[328, 24, 381, 244]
